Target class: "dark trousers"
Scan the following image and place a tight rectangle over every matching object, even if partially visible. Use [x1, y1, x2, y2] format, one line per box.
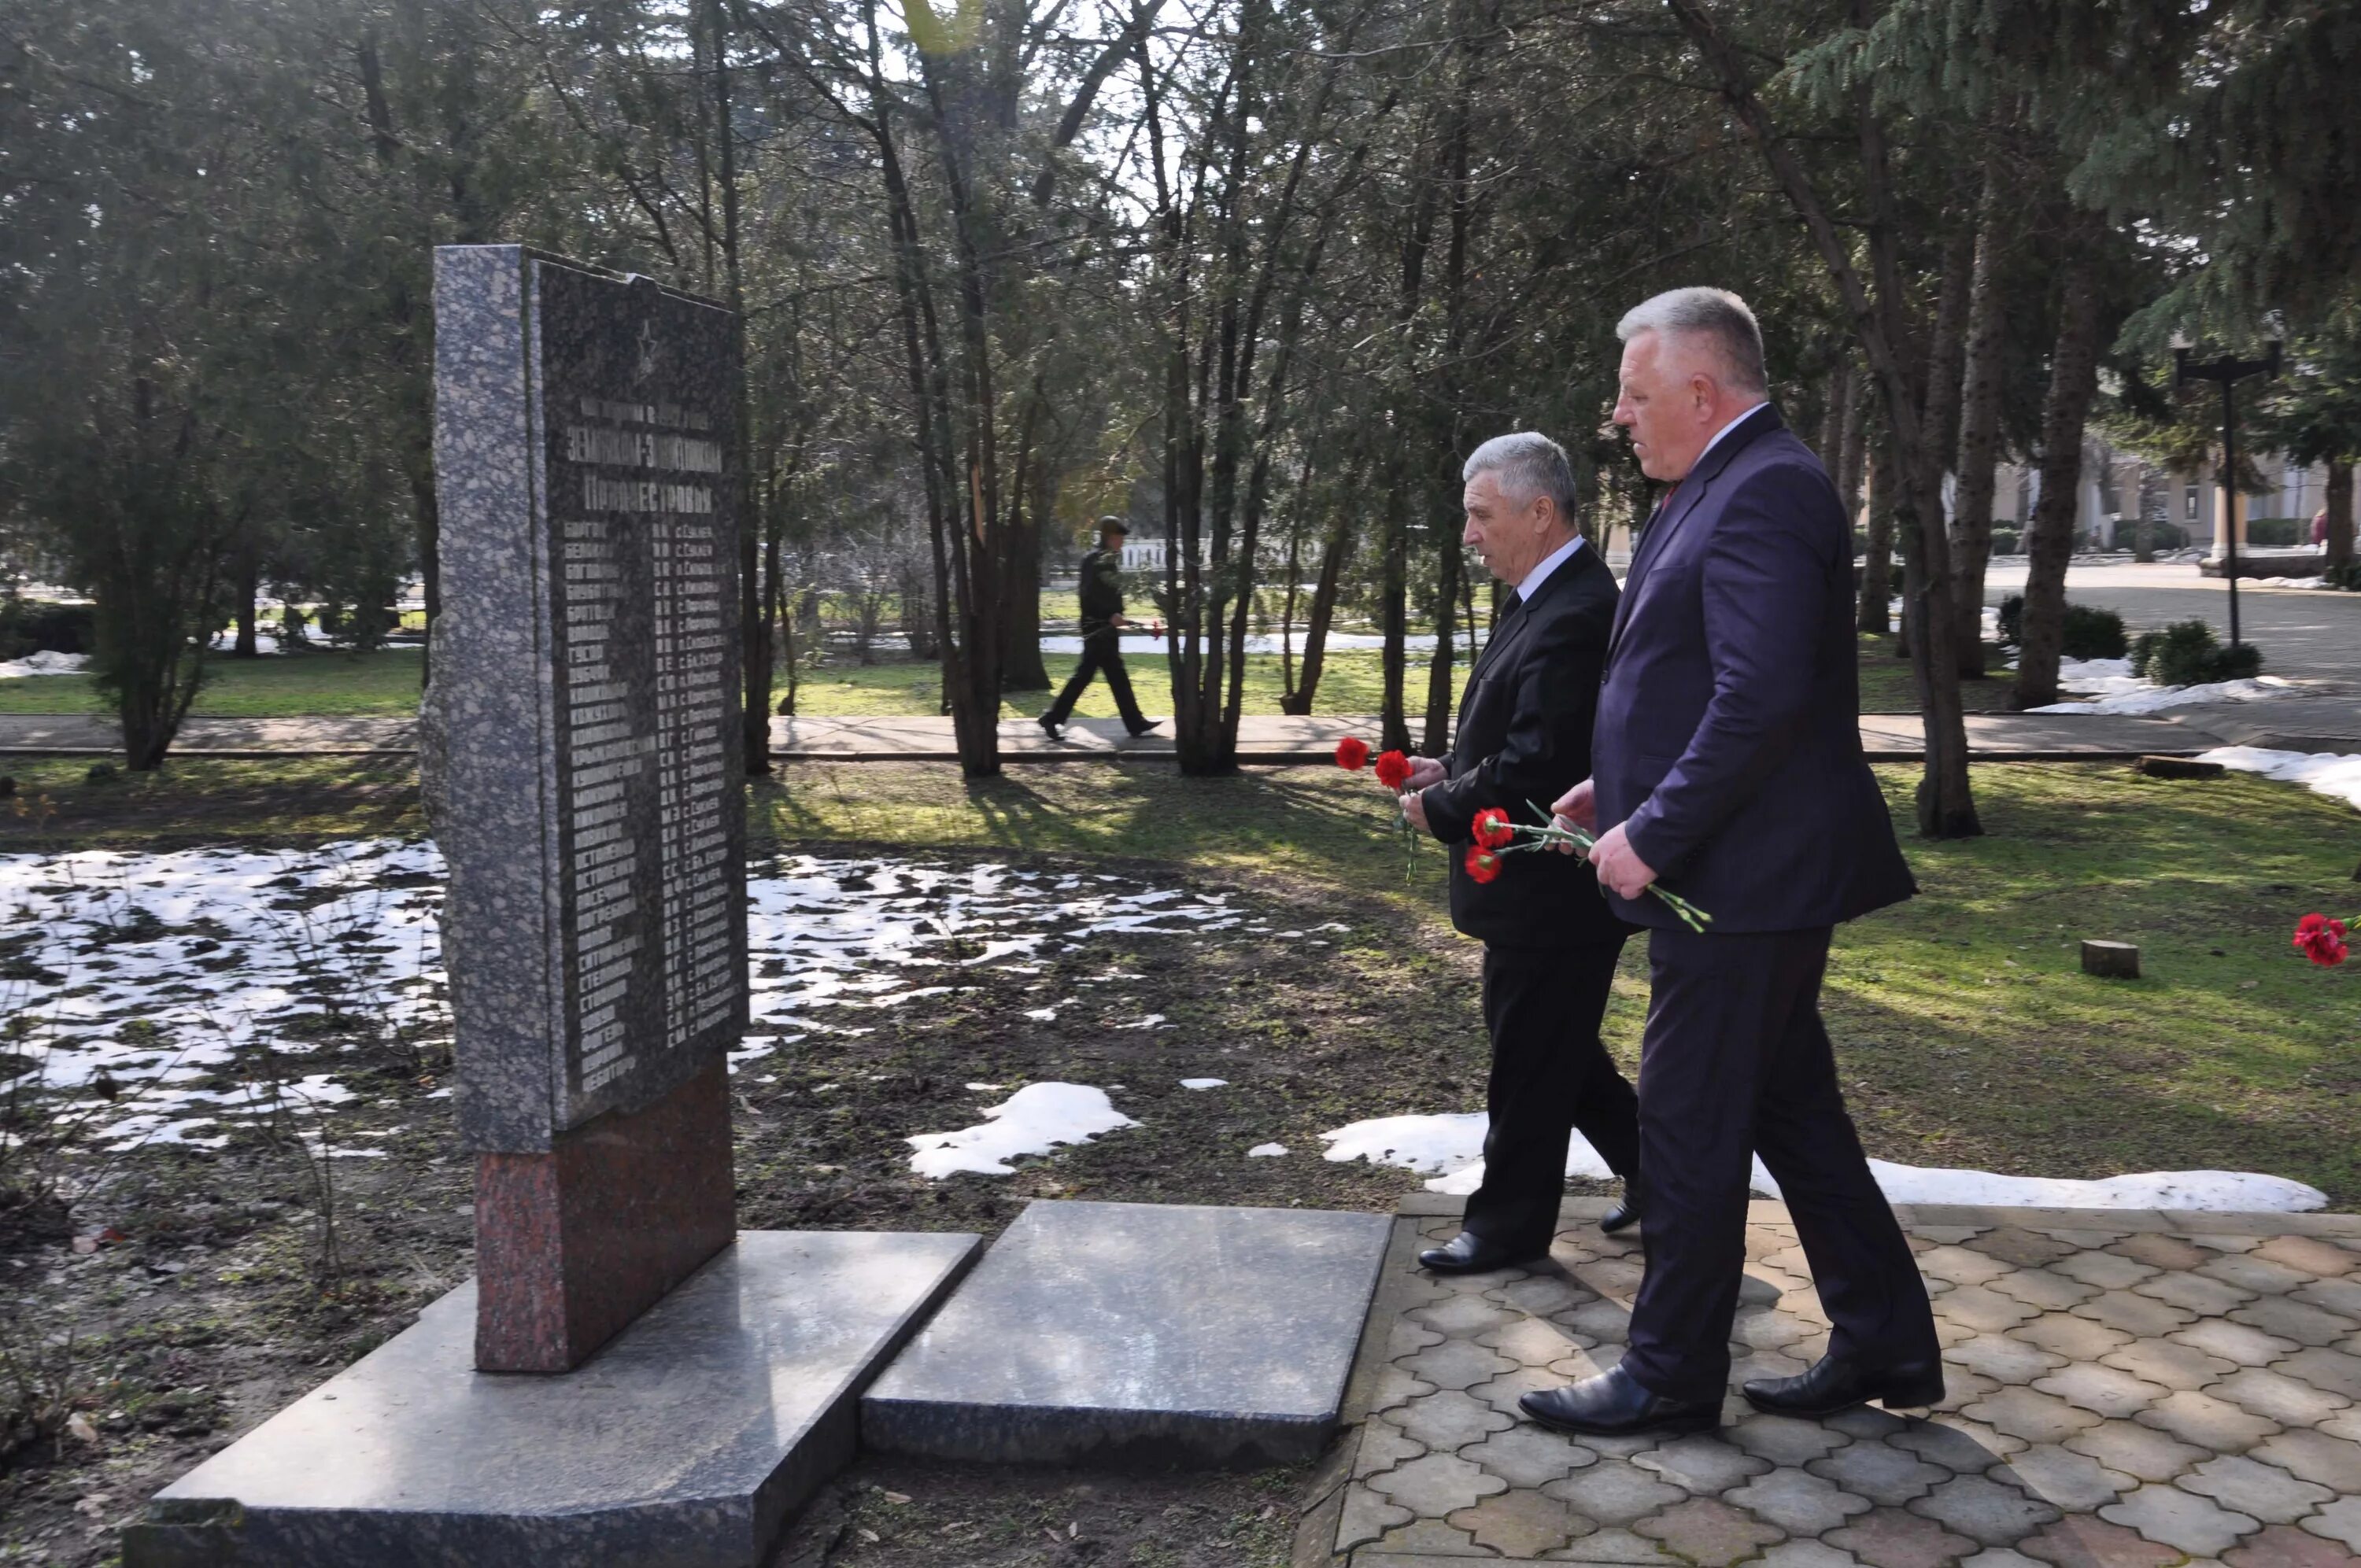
[1620, 924, 1938, 1403]
[1044, 629, 1147, 730]
[1465, 939, 1640, 1253]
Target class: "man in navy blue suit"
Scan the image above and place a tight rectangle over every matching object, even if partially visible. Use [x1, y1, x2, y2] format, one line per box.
[1520, 288, 1941, 1437]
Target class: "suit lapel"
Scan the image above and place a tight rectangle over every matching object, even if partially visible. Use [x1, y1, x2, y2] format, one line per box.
[1468, 543, 1592, 684]
[1469, 595, 1526, 682]
[1606, 405, 1781, 661]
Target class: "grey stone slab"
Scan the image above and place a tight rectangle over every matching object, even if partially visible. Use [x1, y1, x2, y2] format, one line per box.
[431, 245, 747, 1153]
[863, 1200, 1391, 1467]
[121, 1231, 977, 1568]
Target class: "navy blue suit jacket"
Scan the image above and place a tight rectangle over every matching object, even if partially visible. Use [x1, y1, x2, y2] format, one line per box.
[1594, 405, 1914, 934]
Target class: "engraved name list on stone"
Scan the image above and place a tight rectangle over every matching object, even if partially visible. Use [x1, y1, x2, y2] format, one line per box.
[550, 374, 744, 1110]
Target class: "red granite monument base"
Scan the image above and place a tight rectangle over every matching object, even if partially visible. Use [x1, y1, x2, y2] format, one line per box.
[473, 1057, 736, 1372]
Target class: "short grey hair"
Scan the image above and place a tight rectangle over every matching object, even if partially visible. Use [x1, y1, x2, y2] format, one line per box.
[1616, 286, 1769, 394]
[1461, 432, 1579, 526]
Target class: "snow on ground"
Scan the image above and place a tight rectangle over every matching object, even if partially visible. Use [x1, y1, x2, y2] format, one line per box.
[1, 844, 1254, 1158]
[743, 855, 1259, 1035]
[0, 651, 90, 679]
[0, 840, 446, 1151]
[2028, 656, 2306, 715]
[1319, 1112, 2326, 1213]
[905, 1083, 1138, 1178]
[2200, 747, 2361, 811]
[1180, 1078, 1228, 1090]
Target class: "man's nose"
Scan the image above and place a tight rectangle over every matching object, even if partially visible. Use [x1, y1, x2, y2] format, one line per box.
[1462, 521, 1483, 548]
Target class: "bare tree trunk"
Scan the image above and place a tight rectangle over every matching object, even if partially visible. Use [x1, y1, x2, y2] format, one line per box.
[702, 0, 767, 777]
[1951, 159, 2008, 677]
[1835, 363, 1868, 520]
[998, 387, 1051, 691]
[1378, 478, 1411, 753]
[1857, 448, 1891, 634]
[233, 543, 260, 658]
[1421, 500, 1461, 757]
[2326, 461, 2354, 576]
[2014, 225, 2104, 710]
[1285, 508, 1354, 714]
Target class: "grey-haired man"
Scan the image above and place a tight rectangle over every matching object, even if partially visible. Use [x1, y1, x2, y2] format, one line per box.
[1393, 433, 1642, 1272]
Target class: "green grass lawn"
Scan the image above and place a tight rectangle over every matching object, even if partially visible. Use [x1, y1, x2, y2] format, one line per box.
[792, 646, 1404, 719]
[1853, 635, 2017, 714]
[0, 647, 429, 717]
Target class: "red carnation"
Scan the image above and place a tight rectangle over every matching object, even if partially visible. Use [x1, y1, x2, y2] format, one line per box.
[1472, 807, 1515, 850]
[1465, 844, 1503, 884]
[2294, 913, 2349, 967]
[1335, 736, 1371, 771]
[1374, 749, 1412, 791]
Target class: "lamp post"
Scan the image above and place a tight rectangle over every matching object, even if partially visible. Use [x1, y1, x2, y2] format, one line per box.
[2173, 338, 2281, 650]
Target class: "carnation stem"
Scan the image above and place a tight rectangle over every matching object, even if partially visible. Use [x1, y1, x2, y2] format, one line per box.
[1508, 801, 1714, 934]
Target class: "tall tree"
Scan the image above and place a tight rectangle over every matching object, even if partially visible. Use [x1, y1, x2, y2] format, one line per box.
[1666, 0, 1980, 837]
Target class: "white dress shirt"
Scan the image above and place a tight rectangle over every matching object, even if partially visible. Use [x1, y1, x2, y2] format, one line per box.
[1695, 401, 1770, 470]
[1516, 533, 1587, 604]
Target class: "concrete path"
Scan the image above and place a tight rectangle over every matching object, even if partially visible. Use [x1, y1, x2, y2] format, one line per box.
[1302, 1194, 2361, 1566]
[0, 714, 420, 756]
[1985, 560, 2361, 690]
[0, 710, 2234, 762]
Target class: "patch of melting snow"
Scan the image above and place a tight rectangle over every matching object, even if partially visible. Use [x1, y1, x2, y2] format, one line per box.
[1116, 1013, 1169, 1030]
[0, 650, 91, 679]
[2030, 659, 2304, 715]
[1179, 1077, 1228, 1090]
[746, 855, 1239, 1034]
[2, 844, 1241, 1155]
[0, 840, 446, 1151]
[1247, 1142, 1288, 1157]
[1320, 1112, 2326, 1212]
[905, 1083, 1137, 1178]
[2200, 747, 2361, 812]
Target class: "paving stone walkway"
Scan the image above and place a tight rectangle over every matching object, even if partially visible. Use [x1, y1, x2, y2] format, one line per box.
[1299, 1196, 2361, 1566]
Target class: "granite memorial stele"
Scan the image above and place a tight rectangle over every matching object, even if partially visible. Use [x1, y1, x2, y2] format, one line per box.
[123, 247, 979, 1568]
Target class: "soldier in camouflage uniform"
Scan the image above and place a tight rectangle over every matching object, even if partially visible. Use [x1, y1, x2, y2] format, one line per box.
[1039, 516, 1159, 740]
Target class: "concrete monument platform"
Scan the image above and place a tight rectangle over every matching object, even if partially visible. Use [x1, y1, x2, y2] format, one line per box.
[1299, 1194, 2361, 1566]
[123, 1230, 979, 1568]
[863, 1200, 1393, 1467]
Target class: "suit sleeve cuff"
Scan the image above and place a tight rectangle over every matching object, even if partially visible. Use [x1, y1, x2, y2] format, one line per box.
[1623, 803, 1681, 873]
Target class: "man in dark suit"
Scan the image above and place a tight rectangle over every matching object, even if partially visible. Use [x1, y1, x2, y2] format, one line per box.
[1520, 289, 1939, 1437]
[1393, 432, 1641, 1273]
[1040, 515, 1159, 741]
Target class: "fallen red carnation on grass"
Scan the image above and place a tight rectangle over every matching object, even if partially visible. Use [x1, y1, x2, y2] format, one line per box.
[2294, 913, 2349, 967]
[1465, 845, 1503, 884]
[1334, 736, 1371, 771]
[1472, 807, 1514, 850]
[1373, 749, 1412, 791]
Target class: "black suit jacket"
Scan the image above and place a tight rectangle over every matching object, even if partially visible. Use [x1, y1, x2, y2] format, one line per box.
[1420, 542, 1632, 950]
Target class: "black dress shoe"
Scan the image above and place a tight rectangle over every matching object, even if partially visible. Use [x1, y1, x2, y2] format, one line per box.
[1417, 1230, 1543, 1274]
[1126, 719, 1162, 737]
[1036, 714, 1066, 741]
[1520, 1366, 1720, 1437]
[1742, 1353, 1945, 1418]
[1600, 1178, 1642, 1235]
